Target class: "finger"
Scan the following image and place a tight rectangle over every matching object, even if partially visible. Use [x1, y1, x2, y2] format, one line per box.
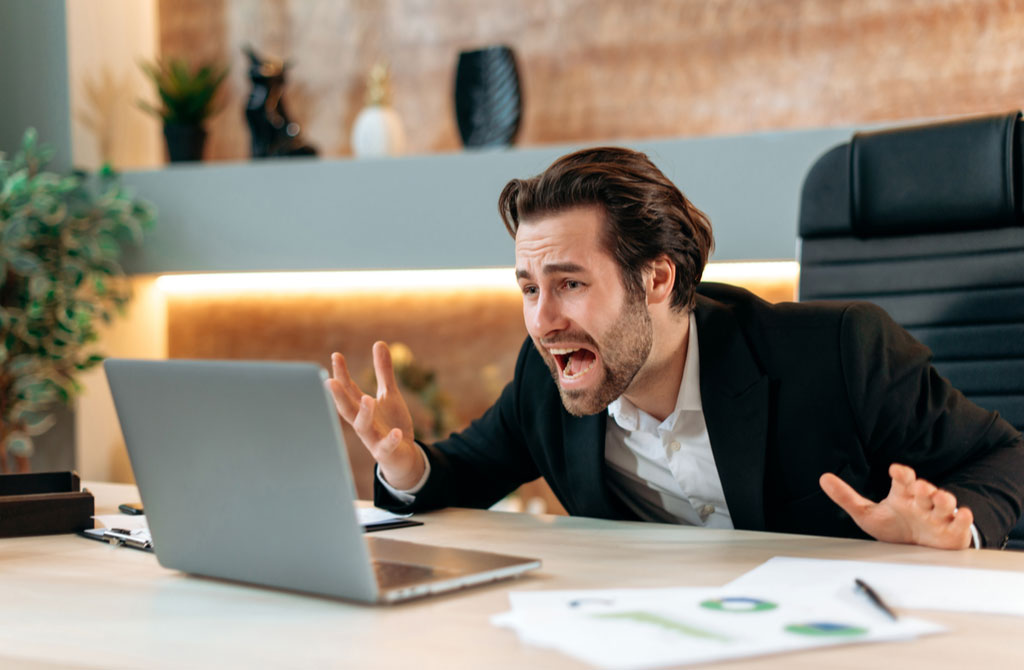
[887, 463, 916, 497]
[911, 478, 938, 512]
[330, 353, 367, 404]
[820, 472, 874, 517]
[352, 396, 388, 449]
[930, 505, 975, 549]
[327, 353, 365, 418]
[325, 378, 361, 424]
[372, 341, 399, 397]
[949, 505, 974, 538]
[380, 427, 404, 454]
[930, 489, 958, 521]
[331, 352, 363, 394]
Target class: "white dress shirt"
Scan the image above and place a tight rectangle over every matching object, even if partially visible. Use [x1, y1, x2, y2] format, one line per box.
[604, 311, 732, 528]
[380, 313, 732, 528]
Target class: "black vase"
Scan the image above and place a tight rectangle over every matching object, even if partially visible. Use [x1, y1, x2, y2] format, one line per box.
[163, 123, 207, 162]
[454, 45, 522, 148]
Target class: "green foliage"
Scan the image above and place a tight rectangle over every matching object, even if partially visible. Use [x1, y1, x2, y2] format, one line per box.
[138, 58, 229, 126]
[0, 129, 155, 464]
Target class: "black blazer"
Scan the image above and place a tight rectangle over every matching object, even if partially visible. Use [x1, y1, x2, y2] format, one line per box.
[376, 283, 1024, 547]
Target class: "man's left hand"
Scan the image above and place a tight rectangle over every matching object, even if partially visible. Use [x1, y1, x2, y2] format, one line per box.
[819, 463, 973, 549]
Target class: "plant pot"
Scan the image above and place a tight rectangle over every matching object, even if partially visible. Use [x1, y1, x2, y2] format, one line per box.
[454, 45, 522, 148]
[163, 123, 207, 162]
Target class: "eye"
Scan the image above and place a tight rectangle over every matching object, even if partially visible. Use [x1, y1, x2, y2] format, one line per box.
[564, 279, 584, 290]
[521, 284, 538, 297]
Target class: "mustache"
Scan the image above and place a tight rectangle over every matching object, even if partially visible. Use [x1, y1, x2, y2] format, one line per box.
[537, 332, 598, 348]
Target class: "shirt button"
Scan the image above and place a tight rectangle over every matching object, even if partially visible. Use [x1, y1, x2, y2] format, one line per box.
[669, 441, 681, 453]
[699, 504, 715, 521]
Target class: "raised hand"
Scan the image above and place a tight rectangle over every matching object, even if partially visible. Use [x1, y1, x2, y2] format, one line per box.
[819, 463, 973, 549]
[326, 341, 425, 490]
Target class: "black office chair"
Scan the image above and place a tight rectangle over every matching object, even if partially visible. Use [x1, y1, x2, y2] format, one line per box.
[797, 111, 1024, 548]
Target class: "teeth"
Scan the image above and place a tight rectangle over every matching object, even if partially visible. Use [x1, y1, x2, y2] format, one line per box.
[563, 358, 596, 380]
[547, 346, 595, 381]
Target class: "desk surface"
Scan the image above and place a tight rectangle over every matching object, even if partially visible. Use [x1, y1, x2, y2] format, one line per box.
[1, 482, 1021, 669]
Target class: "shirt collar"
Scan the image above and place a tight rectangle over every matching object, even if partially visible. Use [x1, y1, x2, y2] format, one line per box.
[607, 311, 701, 432]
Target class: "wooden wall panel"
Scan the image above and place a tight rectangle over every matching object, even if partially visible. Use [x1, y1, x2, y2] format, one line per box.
[156, 0, 1024, 161]
[164, 275, 795, 505]
[166, 288, 527, 499]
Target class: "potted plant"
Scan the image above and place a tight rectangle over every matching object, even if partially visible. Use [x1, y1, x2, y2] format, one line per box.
[0, 129, 155, 473]
[139, 58, 229, 162]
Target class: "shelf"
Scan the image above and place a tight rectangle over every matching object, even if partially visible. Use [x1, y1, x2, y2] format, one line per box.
[119, 127, 856, 275]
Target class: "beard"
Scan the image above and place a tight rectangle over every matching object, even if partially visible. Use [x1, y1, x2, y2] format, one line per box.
[534, 292, 654, 417]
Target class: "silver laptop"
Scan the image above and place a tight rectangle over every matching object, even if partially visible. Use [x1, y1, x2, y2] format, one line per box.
[104, 358, 540, 604]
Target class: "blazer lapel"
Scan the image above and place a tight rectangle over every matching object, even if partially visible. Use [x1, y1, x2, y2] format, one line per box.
[695, 294, 770, 531]
[562, 410, 635, 519]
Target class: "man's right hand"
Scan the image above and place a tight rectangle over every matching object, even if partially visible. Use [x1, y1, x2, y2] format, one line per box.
[326, 341, 425, 491]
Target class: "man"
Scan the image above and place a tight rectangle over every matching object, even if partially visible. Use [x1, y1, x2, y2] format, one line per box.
[327, 147, 1024, 549]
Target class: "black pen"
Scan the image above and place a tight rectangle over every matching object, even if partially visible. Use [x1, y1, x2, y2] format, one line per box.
[855, 577, 898, 620]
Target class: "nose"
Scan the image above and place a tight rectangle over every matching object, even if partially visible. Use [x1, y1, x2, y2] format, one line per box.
[529, 291, 568, 337]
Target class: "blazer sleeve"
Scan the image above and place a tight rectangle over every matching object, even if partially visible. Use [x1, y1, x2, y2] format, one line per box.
[374, 339, 542, 513]
[839, 302, 1024, 547]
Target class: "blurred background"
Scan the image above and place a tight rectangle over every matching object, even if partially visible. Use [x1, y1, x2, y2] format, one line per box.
[3, 0, 1022, 512]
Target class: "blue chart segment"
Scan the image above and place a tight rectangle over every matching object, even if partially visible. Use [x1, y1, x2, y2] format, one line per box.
[700, 597, 778, 613]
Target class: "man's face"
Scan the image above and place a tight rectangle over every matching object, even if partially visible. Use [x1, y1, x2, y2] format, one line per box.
[515, 206, 653, 416]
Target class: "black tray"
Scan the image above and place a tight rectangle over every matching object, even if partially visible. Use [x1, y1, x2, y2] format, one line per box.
[0, 471, 95, 538]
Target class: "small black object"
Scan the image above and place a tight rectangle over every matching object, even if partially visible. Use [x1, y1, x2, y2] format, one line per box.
[454, 45, 522, 148]
[362, 519, 423, 533]
[0, 471, 94, 538]
[855, 577, 898, 620]
[119, 502, 144, 515]
[244, 45, 317, 158]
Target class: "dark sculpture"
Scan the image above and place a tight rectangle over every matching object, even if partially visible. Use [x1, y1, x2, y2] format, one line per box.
[244, 46, 317, 158]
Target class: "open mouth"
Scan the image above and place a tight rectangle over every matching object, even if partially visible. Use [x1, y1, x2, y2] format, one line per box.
[549, 346, 598, 381]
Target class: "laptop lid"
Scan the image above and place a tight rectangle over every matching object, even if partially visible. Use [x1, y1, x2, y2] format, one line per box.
[105, 358, 385, 602]
[105, 358, 540, 603]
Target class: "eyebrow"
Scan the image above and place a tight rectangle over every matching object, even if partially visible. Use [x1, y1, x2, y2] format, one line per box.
[516, 262, 587, 280]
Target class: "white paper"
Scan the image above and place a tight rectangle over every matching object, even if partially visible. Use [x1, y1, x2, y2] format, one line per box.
[493, 587, 943, 669]
[93, 506, 409, 534]
[92, 513, 150, 531]
[724, 556, 1024, 617]
[357, 506, 413, 527]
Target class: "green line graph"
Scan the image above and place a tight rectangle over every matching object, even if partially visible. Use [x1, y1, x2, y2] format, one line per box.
[591, 611, 732, 642]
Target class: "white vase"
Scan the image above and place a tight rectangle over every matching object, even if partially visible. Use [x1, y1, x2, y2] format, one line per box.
[351, 104, 406, 158]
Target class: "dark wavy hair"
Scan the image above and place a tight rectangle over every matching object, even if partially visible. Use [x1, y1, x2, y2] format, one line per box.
[497, 147, 714, 311]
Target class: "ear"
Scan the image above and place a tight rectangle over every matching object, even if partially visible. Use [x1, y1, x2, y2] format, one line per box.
[644, 255, 676, 307]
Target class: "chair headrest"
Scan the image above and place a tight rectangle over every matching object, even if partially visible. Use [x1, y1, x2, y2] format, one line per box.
[800, 111, 1023, 238]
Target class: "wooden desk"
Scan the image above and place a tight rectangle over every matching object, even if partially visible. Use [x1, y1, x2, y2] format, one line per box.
[1, 482, 1021, 669]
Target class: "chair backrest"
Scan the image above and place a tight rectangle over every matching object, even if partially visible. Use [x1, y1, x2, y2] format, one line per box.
[798, 111, 1024, 432]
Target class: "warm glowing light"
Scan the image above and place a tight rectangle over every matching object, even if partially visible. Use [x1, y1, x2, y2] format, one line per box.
[154, 268, 520, 295]
[154, 261, 798, 296]
[702, 260, 799, 283]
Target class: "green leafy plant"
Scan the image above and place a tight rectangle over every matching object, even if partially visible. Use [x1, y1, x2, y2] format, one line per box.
[0, 129, 155, 472]
[138, 58, 229, 126]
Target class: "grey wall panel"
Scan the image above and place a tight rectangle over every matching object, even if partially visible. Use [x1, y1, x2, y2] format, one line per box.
[120, 127, 854, 274]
